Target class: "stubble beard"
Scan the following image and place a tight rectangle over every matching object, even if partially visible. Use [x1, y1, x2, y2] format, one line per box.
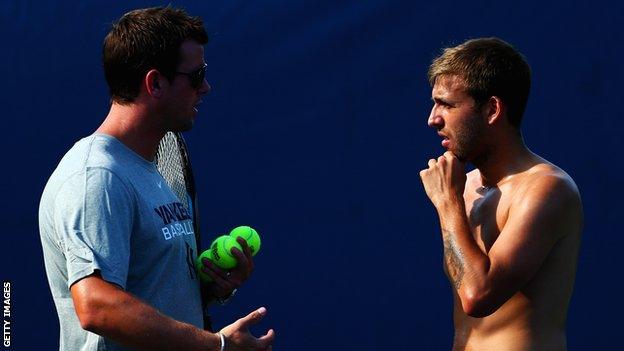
[452, 114, 486, 163]
[166, 112, 195, 133]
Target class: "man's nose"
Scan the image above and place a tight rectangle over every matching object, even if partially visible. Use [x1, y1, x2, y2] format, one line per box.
[200, 80, 211, 94]
[428, 106, 442, 128]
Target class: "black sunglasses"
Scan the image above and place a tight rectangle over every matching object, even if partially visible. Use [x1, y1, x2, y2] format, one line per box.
[174, 63, 207, 89]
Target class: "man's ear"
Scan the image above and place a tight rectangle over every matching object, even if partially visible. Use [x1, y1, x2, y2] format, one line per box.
[145, 69, 166, 98]
[484, 96, 504, 125]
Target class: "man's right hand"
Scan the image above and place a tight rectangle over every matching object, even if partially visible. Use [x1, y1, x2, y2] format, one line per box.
[419, 151, 467, 211]
[220, 307, 275, 351]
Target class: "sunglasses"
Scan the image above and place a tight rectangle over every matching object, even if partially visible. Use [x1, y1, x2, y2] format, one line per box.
[174, 63, 207, 89]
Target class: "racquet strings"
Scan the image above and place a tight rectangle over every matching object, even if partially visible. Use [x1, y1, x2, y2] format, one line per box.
[155, 131, 212, 330]
[155, 132, 190, 207]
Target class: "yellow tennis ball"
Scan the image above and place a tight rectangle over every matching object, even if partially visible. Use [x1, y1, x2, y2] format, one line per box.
[210, 235, 242, 269]
[195, 249, 213, 282]
[229, 226, 261, 256]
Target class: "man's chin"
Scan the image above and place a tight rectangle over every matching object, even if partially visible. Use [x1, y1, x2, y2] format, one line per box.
[448, 149, 469, 163]
[174, 118, 195, 132]
[182, 120, 194, 131]
[456, 153, 469, 163]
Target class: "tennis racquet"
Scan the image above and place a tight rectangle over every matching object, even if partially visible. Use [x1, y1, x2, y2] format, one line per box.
[154, 131, 212, 330]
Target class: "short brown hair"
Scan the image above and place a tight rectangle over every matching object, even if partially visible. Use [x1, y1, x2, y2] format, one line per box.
[428, 37, 531, 129]
[103, 6, 209, 103]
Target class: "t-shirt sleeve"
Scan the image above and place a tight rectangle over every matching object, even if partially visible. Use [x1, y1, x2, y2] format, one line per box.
[53, 167, 135, 289]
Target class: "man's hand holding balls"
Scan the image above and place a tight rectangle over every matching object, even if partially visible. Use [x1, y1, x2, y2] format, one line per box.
[197, 226, 261, 301]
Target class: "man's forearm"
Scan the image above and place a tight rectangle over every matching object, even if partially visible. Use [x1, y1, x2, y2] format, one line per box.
[72, 277, 221, 351]
[437, 201, 492, 303]
[90, 292, 219, 350]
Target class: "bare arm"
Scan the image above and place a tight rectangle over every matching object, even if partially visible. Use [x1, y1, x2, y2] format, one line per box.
[71, 274, 220, 350]
[421, 152, 581, 317]
[71, 274, 275, 350]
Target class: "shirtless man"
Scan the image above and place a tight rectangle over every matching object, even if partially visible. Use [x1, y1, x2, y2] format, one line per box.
[419, 38, 583, 350]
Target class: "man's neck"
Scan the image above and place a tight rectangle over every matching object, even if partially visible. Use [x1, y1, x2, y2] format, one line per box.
[96, 102, 166, 161]
[473, 132, 537, 188]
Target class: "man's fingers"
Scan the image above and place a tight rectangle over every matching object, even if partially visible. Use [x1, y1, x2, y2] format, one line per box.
[428, 158, 437, 167]
[236, 237, 254, 261]
[255, 329, 276, 348]
[201, 258, 227, 279]
[444, 151, 455, 160]
[221, 309, 274, 351]
[231, 247, 250, 269]
[232, 237, 254, 276]
[202, 259, 235, 287]
[238, 307, 268, 328]
[230, 248, 253, 280]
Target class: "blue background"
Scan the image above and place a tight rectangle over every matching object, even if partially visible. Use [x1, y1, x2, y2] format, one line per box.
[2, 0, 623, 349]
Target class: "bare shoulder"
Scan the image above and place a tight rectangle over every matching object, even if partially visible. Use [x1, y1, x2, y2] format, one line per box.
[513, 160, 583, 231]
[520, 161, 580, 199]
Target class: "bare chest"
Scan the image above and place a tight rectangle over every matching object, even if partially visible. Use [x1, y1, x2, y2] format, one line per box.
[464, 187, 512, 252]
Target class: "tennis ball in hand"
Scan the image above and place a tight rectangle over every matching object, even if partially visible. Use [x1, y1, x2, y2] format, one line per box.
[229, 226, 261, 256]
[210, 235, 243, 269]
[195, 249, 214, 282]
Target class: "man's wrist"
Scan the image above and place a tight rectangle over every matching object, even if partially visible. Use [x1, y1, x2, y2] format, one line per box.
[436, 196, 464, 212]
[437, 199, 467, 228]
[217, 332, 226, 351]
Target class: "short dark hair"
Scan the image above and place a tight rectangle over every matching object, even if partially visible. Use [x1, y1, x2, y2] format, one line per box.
[103, 6, 209, 104]
[428, 37, 531, 129]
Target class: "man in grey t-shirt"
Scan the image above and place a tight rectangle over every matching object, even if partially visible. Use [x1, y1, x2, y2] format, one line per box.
[39, 7, 274, 351]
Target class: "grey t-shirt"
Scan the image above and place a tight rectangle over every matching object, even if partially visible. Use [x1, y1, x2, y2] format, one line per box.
[39, 134, 203, 350]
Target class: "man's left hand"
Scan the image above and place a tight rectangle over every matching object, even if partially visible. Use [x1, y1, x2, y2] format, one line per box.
[200, 237, 254, 300]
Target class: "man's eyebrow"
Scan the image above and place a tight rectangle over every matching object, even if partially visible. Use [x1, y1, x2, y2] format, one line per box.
[432, 97, 451, 105]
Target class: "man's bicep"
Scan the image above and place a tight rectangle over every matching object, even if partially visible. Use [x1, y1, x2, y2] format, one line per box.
[487, 177, 575, 290]
[70, 273, 125, 327]
[71, 272, 121, 297]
